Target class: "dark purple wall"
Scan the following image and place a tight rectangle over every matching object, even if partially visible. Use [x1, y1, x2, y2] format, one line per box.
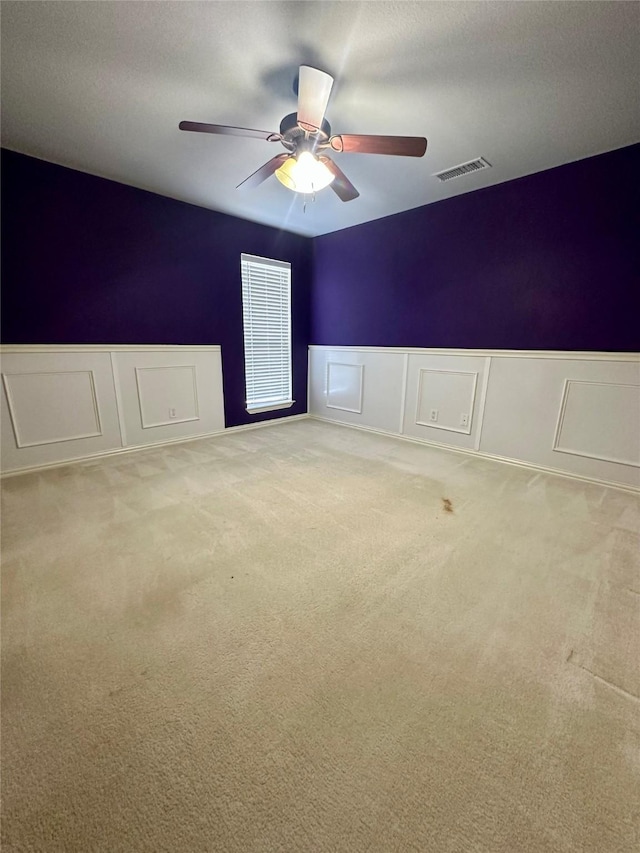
[312, 144, 640, 351]
[1, 149, 312, 427]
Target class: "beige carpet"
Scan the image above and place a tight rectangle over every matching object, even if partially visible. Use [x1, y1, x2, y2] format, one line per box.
[2, 419, 639, 852]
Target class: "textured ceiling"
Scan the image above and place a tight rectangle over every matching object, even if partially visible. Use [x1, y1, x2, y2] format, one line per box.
[2, 1, 639, 237]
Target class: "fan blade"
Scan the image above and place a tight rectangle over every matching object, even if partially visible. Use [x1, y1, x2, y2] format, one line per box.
[179, 121, 281, 142]
[236, 154, 289, 190]
[330, 134, 427, 157]
[297, 66, 334, 132]
[321, 157, 360, 202]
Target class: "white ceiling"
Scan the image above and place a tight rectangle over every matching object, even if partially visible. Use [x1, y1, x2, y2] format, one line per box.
[2, 1, 639, 237]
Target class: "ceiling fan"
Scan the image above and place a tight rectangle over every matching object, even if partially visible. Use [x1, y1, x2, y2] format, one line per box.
[179, 66, 427, 202]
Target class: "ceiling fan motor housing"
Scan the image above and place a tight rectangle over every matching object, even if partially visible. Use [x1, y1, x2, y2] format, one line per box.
[279, 112, 332, 154]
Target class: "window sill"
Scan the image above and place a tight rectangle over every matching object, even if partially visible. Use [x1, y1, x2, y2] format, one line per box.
[246, 401, 295, 415]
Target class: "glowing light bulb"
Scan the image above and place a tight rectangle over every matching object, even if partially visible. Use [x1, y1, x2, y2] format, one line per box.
[275, 152, 335, 194]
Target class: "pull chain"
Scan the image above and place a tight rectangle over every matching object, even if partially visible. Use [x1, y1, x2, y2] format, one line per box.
[302, 189, 317, 214]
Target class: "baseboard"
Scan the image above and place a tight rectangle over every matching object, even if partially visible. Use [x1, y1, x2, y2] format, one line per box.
[4, 410, 637, 493]
[224, 413, 309, 434]
[0, 413, 310, 478]
[308, 415, 640, 495]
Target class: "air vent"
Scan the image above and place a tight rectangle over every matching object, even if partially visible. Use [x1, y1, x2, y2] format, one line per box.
[434, 157, 491, 183]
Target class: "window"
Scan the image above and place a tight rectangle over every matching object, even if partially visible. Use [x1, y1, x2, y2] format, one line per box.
[241, 253, 293, 414]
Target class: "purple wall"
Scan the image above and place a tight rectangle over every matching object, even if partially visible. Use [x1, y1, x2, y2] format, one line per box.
[1, 149, 312, 427]
[312, 144, 639, 351]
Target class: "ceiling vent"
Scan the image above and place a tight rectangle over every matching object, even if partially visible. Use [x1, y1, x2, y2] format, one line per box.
[434, 157, 491, 183]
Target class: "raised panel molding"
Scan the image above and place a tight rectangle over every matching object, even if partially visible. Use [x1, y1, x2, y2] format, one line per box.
[326, 362, 364, 413]
[553, 379, 640, 468]
[415, 368, 478, 435]
[135, 365, 200, 429]
[2, 370, 102, 448]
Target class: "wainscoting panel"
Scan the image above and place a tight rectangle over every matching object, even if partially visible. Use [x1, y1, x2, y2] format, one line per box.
[1, 346, 225, 473]
[553, 380, 640, 467]
[309, 346, 640, 490]
[403, 353, 488, 450]
[136, 366, 200, 429]
[1, 351, 121, 470]
[479, 357, 640, 486]
[107, 350, 223, 448]
[3, 370, 102, 447]
[326, 362, 364, 413]
[308, 348, 405, 433]
[415, 369, 477, 434]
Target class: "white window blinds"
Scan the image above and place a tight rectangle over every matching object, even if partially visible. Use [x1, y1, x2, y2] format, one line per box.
[241, 254, 293, 414]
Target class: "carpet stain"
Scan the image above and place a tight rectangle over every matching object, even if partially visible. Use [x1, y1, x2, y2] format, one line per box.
[442, 498, 453, 513]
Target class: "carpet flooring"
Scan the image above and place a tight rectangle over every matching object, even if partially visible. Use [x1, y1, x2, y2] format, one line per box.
[2, 419, 639, 852]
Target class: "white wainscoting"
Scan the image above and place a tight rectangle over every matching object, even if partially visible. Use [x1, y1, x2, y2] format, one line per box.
[415, 369, 478, 434]
[403, 353, 490, 450]
[553, 380, 640, 467]
[136, 366, 199, 429]
[309, 346, 640, 491]
[3, 370, 103, 447]
[309, 349, 405, 433]
[1, 346, 225, 473]
[326, 362, 364, 413]
[113, 350, 223, 449]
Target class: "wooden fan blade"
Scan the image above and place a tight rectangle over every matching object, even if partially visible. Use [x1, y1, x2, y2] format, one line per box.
[236, 154, 289, 190]
[179, 121, 281, 142]
[330, 134, 427, 157]
[297, 66, 334, 132]
[321, 157, 360, 202]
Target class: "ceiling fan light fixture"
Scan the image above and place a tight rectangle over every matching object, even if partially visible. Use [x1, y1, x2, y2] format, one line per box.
[180, 64, 427, 203]
[275, 151, 335, 194]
